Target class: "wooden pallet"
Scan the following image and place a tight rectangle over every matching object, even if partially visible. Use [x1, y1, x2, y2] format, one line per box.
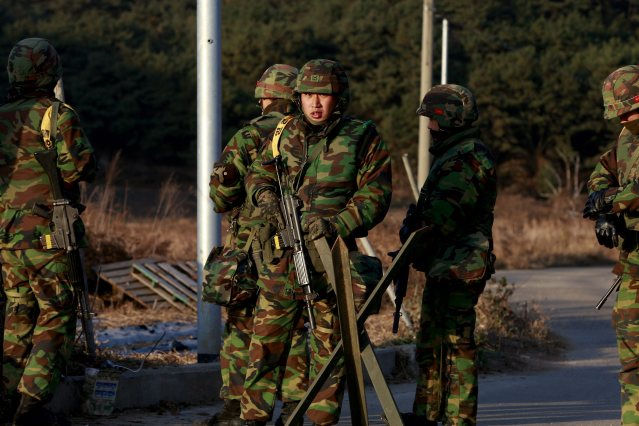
[95, 259, 199, 311]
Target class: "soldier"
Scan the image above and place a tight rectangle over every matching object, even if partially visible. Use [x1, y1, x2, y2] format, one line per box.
[0, 38, 96, 424]
[583, 65, 639, 425]
[207, 64, 309, 426]
[241, 59, 391, 426]
[399, 84, 496, 426]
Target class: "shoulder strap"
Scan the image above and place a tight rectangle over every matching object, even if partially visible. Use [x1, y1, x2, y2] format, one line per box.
[40, 101, 61, 150]
[271, 115, 294, 157]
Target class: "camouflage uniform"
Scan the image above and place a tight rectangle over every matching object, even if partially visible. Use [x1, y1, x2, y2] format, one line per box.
[0, 38, 96, 421]
[241, 59, 391, 425]
[404, 85, 496, 426]
[208, 65, 309, 423]
[585, 65, 639, 425]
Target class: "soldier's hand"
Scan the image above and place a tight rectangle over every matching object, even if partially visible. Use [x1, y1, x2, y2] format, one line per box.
[583, 189, 615, 219]
[256, 190, 285, 230]
[302, 217, 337, 241]
[212, 162, 241, 186]
[595, 214, 619, 249]
[399, 203, 421, 243]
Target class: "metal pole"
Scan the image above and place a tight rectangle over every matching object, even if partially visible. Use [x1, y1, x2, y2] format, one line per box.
[441, 18, 448, 85]
[401, 153, 419, 202]
[196, 0, 222, 362]
[417, 0, 434, 188]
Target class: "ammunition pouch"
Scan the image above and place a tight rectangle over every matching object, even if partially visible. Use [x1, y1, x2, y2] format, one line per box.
[202, 228, 258, 307]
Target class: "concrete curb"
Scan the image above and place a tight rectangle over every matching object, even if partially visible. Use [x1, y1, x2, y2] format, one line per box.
[50, 344, 415, 414]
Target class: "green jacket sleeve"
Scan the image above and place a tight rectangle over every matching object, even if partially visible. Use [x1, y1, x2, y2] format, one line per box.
[331, 129, 392, 238]
[56, 104, 96, 184]
[209, 126, 259, 213]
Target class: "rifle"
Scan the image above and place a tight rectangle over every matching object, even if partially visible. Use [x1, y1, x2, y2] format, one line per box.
[34, 148, 96, 357]
[265, 154, 317, 330]
[390, 204, 421, 334]
[595, 274, 622, 310]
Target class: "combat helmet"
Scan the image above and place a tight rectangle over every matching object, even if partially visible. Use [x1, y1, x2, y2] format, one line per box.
[7, 38, 61, 90]
[255, 64, 298, 100]
[602, 65, 639, 120]
[295, 59, 350, 113]
[417, 84, 478, 129]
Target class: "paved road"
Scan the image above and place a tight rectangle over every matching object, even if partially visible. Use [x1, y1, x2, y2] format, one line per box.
[80, 266, 621, 425]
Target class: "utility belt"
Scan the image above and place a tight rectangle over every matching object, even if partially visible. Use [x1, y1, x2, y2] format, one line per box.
[254, 227, 357, 273]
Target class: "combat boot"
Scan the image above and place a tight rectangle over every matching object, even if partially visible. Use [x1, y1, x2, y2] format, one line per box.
[12, 394, 70, 426]
[241, 421, 266, 426]
[400, 412, 437, 426]
[202, 399, 242, 426]
[274, 401, 303, 426]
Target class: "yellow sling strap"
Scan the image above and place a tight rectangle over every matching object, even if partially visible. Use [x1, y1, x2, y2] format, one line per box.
[40, 102, 61, 150]
[271, 115, 294, 157]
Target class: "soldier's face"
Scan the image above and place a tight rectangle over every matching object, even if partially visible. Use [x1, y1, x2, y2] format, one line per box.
[301, 93, 337, 124]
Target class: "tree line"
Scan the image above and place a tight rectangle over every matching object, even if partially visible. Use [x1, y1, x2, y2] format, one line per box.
[0, 0, 637, 193]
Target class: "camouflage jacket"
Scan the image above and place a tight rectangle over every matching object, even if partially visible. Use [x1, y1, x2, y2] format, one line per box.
[0, 97, 96, 249]
[415, 127, 496, 283]
[588, 128, 639, 231]
[246, 114, 392, 295]
[209, 101, 293, 251]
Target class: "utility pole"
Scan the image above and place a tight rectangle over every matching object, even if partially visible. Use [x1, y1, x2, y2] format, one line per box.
[441, 18, 448, 85]
[196, 0, 222, 363]
[417, 0, 434, 188]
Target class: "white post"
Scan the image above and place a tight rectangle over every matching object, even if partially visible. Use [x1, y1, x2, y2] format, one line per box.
[441, 18, 448, 85]
[196, 0, 222, 362]
[418, 0, 434, 188]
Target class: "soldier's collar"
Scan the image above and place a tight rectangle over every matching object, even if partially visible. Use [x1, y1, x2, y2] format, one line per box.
[429, 127, 479, 156]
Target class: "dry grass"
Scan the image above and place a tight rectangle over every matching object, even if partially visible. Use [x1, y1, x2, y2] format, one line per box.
[81, 159, 598, 369]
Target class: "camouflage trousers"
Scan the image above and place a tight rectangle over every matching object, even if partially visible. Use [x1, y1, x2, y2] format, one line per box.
[414, 277, 484, 426]
[613, 256, 639, 425]
[1, 249, 75, 403]
[240, 289, 345, 425]
[220, 302, 309, 401]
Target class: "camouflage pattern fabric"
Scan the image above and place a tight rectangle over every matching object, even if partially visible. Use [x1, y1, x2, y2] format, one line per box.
[209, 98, 309, 403]
[602, 65, 639, 120]
[241, 288, 343, 425]
[6, 38, 61, 101]
[0, 38, 95, 411]
[414, 127, 496, 283]
[0, 97, 95, 249]
[241, 67, 391, 422]
[410, 124, 496, 424]
[220, 305, 308, 402]
[1, 249, 75, 403]
[416, 84, 478, 130]
[586, 126, 639, 423]
[255, 64, 298, 100]
[414, 278, 484, 425]
[294, 59, 350, 115]
[246, 116, 391, 295]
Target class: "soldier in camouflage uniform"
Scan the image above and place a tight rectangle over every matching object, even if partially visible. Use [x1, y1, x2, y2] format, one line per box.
[241, 59, 391, 425]
[399, 85, 496, 426]
[0, 38, 96, 424]
[583, 65, 639, 425]
[207, 64, 310, 426]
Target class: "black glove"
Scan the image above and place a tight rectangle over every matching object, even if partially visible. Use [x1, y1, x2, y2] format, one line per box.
[302, 217, 337, 241]
[583, 189, 615, 219]
[595, 214, 620, 249]
[256, 190, 284, 230]
[399, 203, 420, 244]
